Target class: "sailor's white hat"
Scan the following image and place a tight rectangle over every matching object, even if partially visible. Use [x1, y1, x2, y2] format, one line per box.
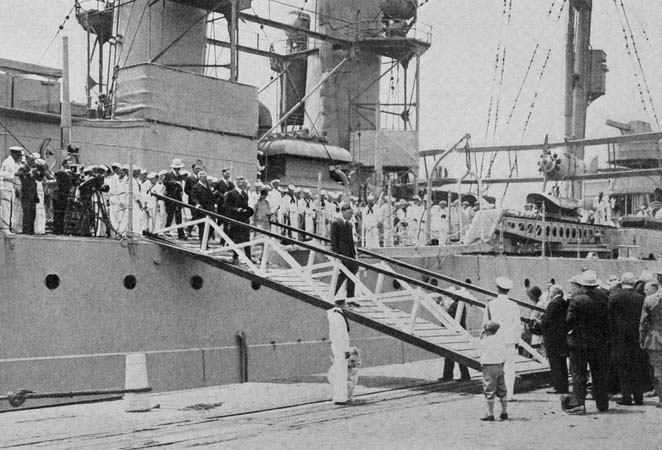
[495, 276, 513, 290]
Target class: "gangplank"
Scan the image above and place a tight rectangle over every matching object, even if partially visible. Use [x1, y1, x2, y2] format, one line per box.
[145, 195, 548, 374]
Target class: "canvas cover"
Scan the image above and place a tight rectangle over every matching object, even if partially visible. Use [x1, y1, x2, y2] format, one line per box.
[114, 64, 258, 137]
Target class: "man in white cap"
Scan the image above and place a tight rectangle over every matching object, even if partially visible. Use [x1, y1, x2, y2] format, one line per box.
[300, 188, 315, 238]
[267, 180, 282, 232]
[483, 276, 521, 401]
[142, 172, 158, 233]
[361, 194, 381, 248]
[563, 269, 610, 414]
[406, 195, 424, 245]
[327, 297, 351, 405]
[0, 146, 24, 232]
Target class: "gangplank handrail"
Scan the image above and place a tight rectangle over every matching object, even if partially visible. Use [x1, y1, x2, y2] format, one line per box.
[150, 193, 544, 315]
[241, 205, 544, 314]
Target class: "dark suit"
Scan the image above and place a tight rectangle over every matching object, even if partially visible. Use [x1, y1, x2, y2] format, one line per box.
[609, 287, 648, 404]
[566, 288, 611, 411]
[184, 173, 198, 234]
[191, 180, 216, 239]
[540, 294, 569, 393]
[17, 166, 39, 235]
[214, 178, 234, 241]
[163, 170, 185, 238]
[330, 217, 358, 298]
[442, 300, 470, 380]
[223, 188, 253, 260]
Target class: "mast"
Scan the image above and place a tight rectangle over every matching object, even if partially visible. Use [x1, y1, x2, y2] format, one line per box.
[566, 0, 593, 200]
[61, 36, 72, 150]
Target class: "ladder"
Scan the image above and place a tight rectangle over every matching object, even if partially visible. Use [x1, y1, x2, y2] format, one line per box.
[146, 196, 549, 374]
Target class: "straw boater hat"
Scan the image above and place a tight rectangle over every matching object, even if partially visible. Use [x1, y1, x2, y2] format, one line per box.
[9, 146, 23, 154]
[570, 270, 600, 287]
[170, 158, 185, 169]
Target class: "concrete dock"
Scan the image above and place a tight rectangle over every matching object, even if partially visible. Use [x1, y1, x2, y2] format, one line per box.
[0, 359, 659, 449]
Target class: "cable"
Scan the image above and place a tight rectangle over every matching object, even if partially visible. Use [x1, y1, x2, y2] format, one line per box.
[38, 4, 76, 64]
[618, 0, 660, 129]
[612, 0, 655, 127]
[505, 43, 539, 125]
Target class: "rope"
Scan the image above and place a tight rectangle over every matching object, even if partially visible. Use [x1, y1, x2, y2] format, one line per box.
[2, 387, 151, 408]
[520, 48, 552, 140]
[38, 4, 76, 63]
[617, 0, 660, 129]
[612, 0, 651, 125]
[506, 43, 539, 125]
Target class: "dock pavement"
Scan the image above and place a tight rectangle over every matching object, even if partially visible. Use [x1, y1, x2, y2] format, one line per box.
[0, 359, 660, 449]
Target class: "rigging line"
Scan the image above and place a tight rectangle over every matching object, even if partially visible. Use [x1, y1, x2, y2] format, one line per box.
[122, 0, 152, 67]
[520, 48, 552, 140]
[0, 120, 33, 154]
[114, 0, 138, 65]
[506, 43, 539, 125]
[507, 0, 513, 24]
[619, 0, 660, 129]
[492, 46, 507, 142]
[283, 68, 335, 163]
[612, 1, 652, 124]
[483, 43, 501, 143]
[554, 0, 567, 23]
[38, 4, 76, 64]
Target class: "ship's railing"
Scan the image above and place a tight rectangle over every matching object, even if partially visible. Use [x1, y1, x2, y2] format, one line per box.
[150, 194, 545, 317]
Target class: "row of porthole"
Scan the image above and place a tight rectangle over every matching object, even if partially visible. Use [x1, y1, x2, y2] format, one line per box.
[44, 274, 205, 291]
[508, 221, 594, 240]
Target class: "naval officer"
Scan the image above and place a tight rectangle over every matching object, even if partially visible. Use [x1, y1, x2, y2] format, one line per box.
[327, 297, 351, 405]
[483, 276, 521, 401]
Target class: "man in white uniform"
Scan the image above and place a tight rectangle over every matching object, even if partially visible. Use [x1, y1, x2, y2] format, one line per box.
[361, 194, 381, 247]
[0, 146, 24, 232]
[483, 276, 521, 401]
[327, 298, 351, 405]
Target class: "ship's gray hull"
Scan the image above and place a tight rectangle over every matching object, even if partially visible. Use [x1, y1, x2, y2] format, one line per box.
[0, 234, 433, 410]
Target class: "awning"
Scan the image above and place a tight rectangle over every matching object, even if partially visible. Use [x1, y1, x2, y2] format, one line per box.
[259, 139, 352, 163]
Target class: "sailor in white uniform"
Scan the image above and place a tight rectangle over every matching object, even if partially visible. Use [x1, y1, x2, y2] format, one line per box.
[327, 298, 351, 404]
[0, 146, 23, 232]
[483, 276, 521, 401]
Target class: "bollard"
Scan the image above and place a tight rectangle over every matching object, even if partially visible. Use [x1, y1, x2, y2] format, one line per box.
[124, 353, 152, 412]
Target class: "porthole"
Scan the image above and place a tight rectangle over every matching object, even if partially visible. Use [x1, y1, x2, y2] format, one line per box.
[251, 281, 261, 290]
[190, 275, 203, 290]
[392, 279, 401, 290]
[123, 275, 137, 290]
[45, 274, 60, 290]
[524, 278, 530, 288]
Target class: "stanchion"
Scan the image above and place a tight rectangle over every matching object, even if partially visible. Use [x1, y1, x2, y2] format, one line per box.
[124, 353, 152, 412]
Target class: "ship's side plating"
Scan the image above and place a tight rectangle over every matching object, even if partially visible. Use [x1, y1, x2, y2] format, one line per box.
[0, 234, 433, 410]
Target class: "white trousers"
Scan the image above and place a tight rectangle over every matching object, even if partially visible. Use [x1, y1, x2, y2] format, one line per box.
[329, 352, 348, 403]
[504, 344, 517, 398]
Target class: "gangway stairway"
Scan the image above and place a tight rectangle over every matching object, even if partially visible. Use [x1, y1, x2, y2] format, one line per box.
[145, 195, 548, 374]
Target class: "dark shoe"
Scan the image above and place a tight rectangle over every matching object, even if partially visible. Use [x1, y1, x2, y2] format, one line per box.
[334, 401, 351, 406]
[615, 400, 632, 406]
[500, 413, 508, 421]
[439, 377, 454, 381]
[480, 415, 495, 421]
[634, 400, 644, 406]
[597, 407, 609, 413]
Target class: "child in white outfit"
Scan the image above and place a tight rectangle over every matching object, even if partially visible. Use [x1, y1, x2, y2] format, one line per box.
[480, 321, 508, 421]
